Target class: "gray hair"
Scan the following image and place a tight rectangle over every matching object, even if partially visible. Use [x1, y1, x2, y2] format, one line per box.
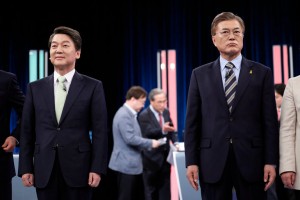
[148, 88, 165, 101]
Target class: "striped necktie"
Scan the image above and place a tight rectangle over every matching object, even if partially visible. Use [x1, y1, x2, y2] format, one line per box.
[225, 62, 237, 113]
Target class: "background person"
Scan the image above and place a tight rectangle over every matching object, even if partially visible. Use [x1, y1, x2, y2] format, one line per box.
[108, 86, 161, 200]
[268, 83, 288, 200]
[279, 76, 300, 199]
[272, 83, 296, 200]
[138, 88, 177, 200]
[274, 83, 286, 122]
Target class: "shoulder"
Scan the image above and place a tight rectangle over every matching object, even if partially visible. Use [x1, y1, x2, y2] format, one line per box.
[28, 75, 51, 86]
[72, 72, 104, 91]
[76, 72, 101, 82]
[191, 59, 220, 80]
[140, 107, 150, 115]
[286, 75, 300, 88]
[163, 108, 170, 114]
[115, 106, 130, 117]
[0, 70, 17, 81]
[288, 75, 300, 82]
[0, 70, 15, 76]
[242, 57, 270, 72]
[138, 107, 152, 120]
[193, 61, 216, 73]
[113, 106, 133, 123]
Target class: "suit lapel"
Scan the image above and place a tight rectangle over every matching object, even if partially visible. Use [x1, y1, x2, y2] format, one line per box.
[43, 75, 58, 124]
[147, 108, 161, 128]
[212, 60, 228, 108]
[59, 72, 85, 124]
[231, 58, 252, 113]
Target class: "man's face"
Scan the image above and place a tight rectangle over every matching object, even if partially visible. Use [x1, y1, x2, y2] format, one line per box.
[275, 91, 283, 108]
[135, 97, 146, 112]
[151, 93, 167, 113]
[212, 19, 244, 59]
[49, 34, 81, 70]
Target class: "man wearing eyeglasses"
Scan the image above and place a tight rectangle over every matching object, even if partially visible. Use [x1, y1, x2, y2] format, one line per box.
[138, 88, 177, 200]
[184, 12, 278, 200]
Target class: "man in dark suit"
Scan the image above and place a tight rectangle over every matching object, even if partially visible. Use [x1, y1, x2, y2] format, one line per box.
[138, 88, 177, 200]
[184, 12, 279, 200]
[0, 70, 25, 200]
[18, 26, 108, 200]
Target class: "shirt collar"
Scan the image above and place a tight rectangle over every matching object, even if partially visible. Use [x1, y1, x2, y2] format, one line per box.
[220, 54, 242, 71]
[150, 105, 160, 116]
[124, 103, 138, 116]
[54, 69, 75, 84]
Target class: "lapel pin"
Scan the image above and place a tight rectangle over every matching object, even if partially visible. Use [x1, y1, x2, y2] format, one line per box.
[250, 70, 252, 74]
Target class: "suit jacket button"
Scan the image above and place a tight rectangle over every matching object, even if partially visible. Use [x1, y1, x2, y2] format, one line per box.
[57, 127, 61, 131]
[229, 118, 233, 121]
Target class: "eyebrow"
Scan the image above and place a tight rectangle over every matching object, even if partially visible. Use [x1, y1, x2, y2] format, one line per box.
[220, 27, 241, 30]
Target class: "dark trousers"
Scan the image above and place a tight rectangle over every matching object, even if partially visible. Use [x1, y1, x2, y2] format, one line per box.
[199, 145, 266, 200]
[116, 171, 144, 200]
[294, 190, 300, 199]
[0, 180, 12, 200]
[143, 162, 171, 200]
[36, 153, 91, 200]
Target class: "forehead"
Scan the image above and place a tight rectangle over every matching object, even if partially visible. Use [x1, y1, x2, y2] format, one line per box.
[153, 93, 166, 100]
[216, 20, 242, 30]
[51, 34, 73, 43]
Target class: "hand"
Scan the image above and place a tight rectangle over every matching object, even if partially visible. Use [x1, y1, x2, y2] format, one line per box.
[171, 141, 180, 151]
[2, 136, 17, 152]
[152, 139, 160, 148]
[88, 172, 101, 187]
[263, 164, 276, 191]
[163, 122, 176, 132]
[186, 165, 199, 191]
[281, 171, 296, 189]
[175, 143, 180, 151]
[22, 173, 34, 187]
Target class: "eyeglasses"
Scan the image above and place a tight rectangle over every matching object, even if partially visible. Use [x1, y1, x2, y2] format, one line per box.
[217, 30, 243, 37]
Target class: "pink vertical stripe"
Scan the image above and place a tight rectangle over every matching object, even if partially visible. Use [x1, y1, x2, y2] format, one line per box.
[282, 45, 289, 84]
[161, 51, 167, 93]
[167, 50, 179, 200]
[160, 49, 179, 200]
[272, 45, 282, 84]
[167, 50, 178, 131]
[289, 46, 294, 78]
[171, 165, 179, 200]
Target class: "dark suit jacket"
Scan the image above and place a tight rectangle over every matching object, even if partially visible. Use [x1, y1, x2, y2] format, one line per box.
[0, 70, 25, 182]
[139, 107, 177, 171]
[184, 57, 279, 183]
[18, 71, 108, 188]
